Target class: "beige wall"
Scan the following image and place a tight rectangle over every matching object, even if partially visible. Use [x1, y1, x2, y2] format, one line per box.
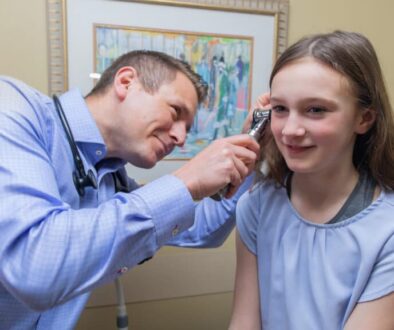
[288, 0, 394, 96]
[2, 0, 394, 97]
[0, 0, 48, 92]
[1, 0, 394, 329]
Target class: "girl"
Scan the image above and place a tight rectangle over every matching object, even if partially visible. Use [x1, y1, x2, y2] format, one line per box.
[229, 31, 394, 329]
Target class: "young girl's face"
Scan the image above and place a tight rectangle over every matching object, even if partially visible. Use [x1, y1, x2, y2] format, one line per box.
[270, 57, 368, 176]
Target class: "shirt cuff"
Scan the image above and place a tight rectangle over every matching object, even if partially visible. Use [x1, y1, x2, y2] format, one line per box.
[232, 172, 255, 199]
[132, 174, 196, 247]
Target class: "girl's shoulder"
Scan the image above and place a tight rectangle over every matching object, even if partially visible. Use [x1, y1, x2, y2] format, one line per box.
[383, 189, 394, 205]
[237, 179, 288, 221]
[246, 179, 287, 206]
[248, 179, 284, 198]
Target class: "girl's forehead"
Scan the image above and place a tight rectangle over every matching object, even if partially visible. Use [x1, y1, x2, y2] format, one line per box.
[271, 58, 357, 105]
[273, 58, 341, 85]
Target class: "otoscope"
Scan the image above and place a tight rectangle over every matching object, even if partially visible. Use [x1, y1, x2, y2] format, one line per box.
[211, 108, 271, 201]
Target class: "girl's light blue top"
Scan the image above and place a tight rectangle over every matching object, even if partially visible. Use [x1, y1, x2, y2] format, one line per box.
[237, 181, 394, 330]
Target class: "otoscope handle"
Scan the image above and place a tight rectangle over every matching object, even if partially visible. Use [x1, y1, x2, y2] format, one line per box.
[210, 109, 271, 201]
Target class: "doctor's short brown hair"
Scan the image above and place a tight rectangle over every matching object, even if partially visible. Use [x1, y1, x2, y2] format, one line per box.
[87, 50, 208, 104]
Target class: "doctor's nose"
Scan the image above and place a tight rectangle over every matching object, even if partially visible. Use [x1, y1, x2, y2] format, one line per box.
[169, 122, 187, 147]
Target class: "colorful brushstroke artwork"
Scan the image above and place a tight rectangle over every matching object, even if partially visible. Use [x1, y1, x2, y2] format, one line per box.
[94, 24, 253, 159]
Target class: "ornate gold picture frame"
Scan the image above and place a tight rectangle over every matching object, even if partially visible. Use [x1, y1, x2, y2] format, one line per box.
[46, 0, 289, 96]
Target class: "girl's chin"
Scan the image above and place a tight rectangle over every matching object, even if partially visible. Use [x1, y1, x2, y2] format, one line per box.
[285, 162, 314, 174]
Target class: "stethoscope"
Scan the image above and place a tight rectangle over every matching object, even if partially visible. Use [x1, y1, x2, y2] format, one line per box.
[52, 95, 129, 196]
[52, 95, 130, 330]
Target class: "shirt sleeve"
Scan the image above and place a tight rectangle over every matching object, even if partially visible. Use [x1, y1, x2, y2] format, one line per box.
[235, 185, 261, 255]
[358, 233, 394, 302]
[0, 81, 196, 311]
[168, 174, 255, 248]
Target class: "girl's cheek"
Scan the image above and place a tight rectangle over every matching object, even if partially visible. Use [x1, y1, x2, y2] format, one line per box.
[270, 121, 283, 138]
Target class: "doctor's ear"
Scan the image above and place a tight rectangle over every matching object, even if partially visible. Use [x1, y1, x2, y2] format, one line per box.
[113, 66, 139, 101]
[356, 108, 377, 134]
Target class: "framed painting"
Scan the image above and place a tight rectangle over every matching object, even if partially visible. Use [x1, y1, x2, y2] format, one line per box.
[46, 0, 288, 177]
[94, 23, 253, 159]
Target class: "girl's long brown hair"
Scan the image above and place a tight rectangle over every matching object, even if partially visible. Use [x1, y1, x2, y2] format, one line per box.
[257, 31, 394, 191]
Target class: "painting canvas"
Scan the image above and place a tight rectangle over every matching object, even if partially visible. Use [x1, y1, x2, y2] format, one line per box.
[94, 24, 253, 159]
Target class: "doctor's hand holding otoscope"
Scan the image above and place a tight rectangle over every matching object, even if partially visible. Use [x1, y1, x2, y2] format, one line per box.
[211, 93, 271, 201]
[173, 93, 271, 201]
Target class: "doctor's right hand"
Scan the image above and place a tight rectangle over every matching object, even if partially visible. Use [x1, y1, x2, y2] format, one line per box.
[173, 134, 259, 200]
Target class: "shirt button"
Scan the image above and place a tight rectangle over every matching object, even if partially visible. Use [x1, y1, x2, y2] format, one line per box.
[96, 150, 102, 156]
[172, 225, 179, 237]
[117, 266, 128, 274]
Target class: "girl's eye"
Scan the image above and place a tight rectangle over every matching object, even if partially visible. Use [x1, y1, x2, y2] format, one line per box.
[272, 105, 287, 113]
[308, 106, 326, 114]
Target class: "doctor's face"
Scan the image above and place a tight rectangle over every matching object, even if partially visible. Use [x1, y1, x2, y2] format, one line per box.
[116, 72, 198, 168]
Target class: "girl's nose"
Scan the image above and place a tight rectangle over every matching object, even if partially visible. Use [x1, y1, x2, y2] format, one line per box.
[281, 113, 306, 137]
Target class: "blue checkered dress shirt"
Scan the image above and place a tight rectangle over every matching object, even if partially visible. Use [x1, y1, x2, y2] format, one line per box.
[0, 77, 251, 329]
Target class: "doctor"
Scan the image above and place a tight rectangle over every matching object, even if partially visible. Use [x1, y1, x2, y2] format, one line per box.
[0, 50, 259, 329]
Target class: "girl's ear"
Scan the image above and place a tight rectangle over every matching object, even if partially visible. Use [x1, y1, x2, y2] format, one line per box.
[113, 66, 138, 101]
[355, 108, 377, 134]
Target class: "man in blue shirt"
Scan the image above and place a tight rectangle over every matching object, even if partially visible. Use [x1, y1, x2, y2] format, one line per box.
[0, 50, 259, 329]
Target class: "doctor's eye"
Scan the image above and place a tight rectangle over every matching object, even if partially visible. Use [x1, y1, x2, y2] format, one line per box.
[170, 106, 181, 119]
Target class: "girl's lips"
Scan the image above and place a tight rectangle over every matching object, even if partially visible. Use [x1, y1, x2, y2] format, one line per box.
[285, 144, 314, 155]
